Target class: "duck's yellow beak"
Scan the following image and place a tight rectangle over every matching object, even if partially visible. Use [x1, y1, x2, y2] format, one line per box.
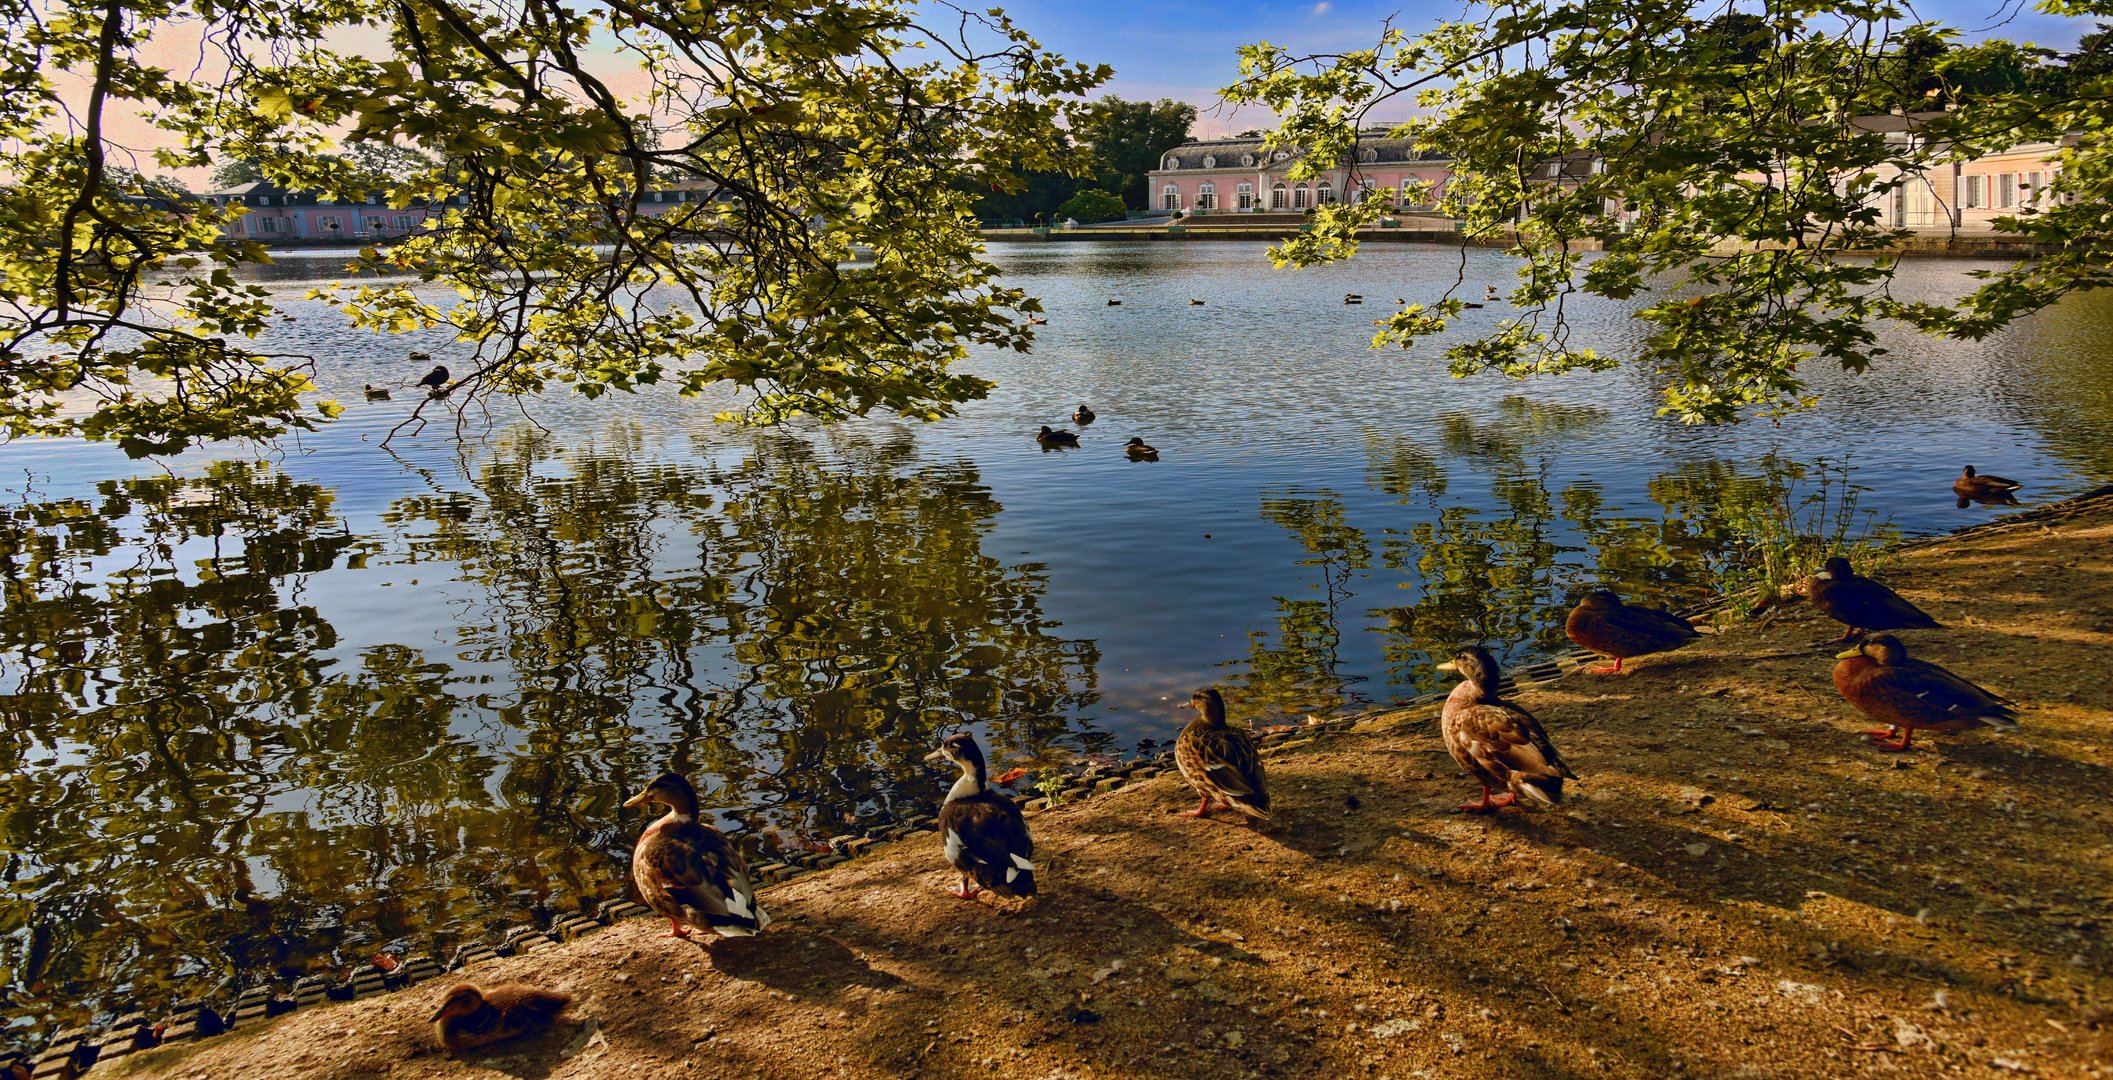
[621, 790, 653, 810]
[1435, 660, 1458, 673]
[428, 1003, 449, 1022]
[1833, 646, 1863, 660]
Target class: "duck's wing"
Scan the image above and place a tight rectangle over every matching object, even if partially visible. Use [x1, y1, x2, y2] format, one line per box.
[642, 823, 768, 934]
[1880, 659, 2019, 723]
[940, 796, 1038, 895]
[1829, 578, 1941, 629]
[1197, 728, 1269, 816]
[1604, 604, 1700, 648]
[1453, 700, 1577, 790]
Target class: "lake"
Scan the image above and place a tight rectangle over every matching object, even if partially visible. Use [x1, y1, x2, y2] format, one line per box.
[3, 240, 2110, 1039]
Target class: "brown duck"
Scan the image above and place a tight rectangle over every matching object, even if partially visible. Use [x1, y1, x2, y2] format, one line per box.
[1174, 688, 1270, 821]
[1834, 634, 2018, 751]
[1564, 589, 1701, 674]
[625, 771, 769, 939]
[1954, 465, 2022, 507]
[1437, 646, 1577, 812]
[1802, 556, 1939, 643]
[430, 982, 570, 1050]
[926, 733, 1037, 899]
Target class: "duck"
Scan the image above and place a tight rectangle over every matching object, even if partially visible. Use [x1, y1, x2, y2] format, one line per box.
[1189, 298, 1205, 306]
[363, 384, 391, 400]
[418, 363, 449, 391]
[1484, 284, 1500, 298]
[1124, 437, 1159, 460]
[1026, 315, 1048, 325]
[430, 982, 571, 1051]
[624, 771, 769, 939]
[1106, 299, 1122, 306]
[1833, 634, 2017, 752]
[1801, 556, 1939, 643]
[1564, 589, 1701, 675]
[1343, 293, 1364, 304]
[1436, 645, 1577, 812]
[1461, 301, 1485, 309]
[925, 733, 1037, 899]
[1954, 465, 2022, 506]
[1072, 405, 1096, 424]
[1036, 425, 1080, 448]
[1173, 688, 1269, 822]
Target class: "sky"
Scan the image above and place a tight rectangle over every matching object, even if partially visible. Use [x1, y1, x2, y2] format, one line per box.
[990, 0, 2100, 138]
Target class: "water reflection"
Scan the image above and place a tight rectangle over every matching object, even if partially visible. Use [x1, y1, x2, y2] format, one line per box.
[0, 433, 1096, 1035]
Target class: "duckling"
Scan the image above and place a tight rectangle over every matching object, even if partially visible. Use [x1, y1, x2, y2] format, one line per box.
[1833, 634, 2017, 752]
[363, 384, 391, 400]
[1802, 556, 1939, 643]
[1174, 688, 1269, 822]
[1436, 645, 1576, 812]
[1954, 465, 2022, 506]
[1036, 425, 1080, 448]
[925, 733, 1036, 899]
[1564, 589, 1700, 675]
[625, 771, 769, 939]
[1124, 437, 1159, 460]
[1073, 405, 1096, 425]
[430, 982, 571, 1051]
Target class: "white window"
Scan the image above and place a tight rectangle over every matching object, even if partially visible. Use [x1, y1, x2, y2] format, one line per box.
[1202, 156, 1216, 169]
[1996, 173, 2016, 209]
[1962, 175, 1984, 209]
[394, 215, 415, 230]
[1293, 185, 1308, 209]
[2024, 170, 2044, 204]
[1236, 182, 1254, 209]
[1316, 181, 1335, 205]
[1161, 183, 1180, 210]
[1358, 178, 1377, 203]
[1359, 148, 1377, 163]
[1241, 154, 1255, 167]
[1164, 156, 1179, 170]
[1196, 182, 1216, 210]
[1270, 182, 1288, 209]
[1273, 150, 1289, 162]
[258, 216, 282, 233]
[316, 214, 342, 233]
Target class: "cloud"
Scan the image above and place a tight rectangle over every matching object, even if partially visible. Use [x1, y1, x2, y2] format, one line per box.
[1311, 1, 1332, 13]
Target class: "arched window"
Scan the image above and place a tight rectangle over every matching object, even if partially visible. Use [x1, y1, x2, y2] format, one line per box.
[1273, 150, 1290, 162]
[1316, 181, 1336, 206]
[1236, 181, 1255, 209]
[1270, 182, 1288, 209]
[1161, 183, 1181, 210]
[1241, 154, 1256, 167]
[1164, 156, 1179, 170]
[1202, 155, 1216, 169]
[1293, 185, 1308, 209]
[1359, 148, 1378, 163]
[1196, 181, 1217, 210]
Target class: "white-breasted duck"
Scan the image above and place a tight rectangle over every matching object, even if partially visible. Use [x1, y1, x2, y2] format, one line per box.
[1073, 405, 1096, 424]
[1174, 688, 1269, 822]
[1436, 646, 1577, 813]
[625, 771, 769, 939]
[926, 733, 1037, 899]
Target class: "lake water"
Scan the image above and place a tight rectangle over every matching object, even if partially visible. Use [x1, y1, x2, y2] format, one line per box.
[3, 240, 2110, 1038]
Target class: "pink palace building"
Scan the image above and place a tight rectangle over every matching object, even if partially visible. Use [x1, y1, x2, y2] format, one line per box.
[1144, 132, 1455, 215]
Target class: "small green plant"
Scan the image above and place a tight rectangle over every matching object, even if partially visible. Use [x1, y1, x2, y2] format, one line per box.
[1034, 768, 1070, 807]
[1710, 456, 1897, 615]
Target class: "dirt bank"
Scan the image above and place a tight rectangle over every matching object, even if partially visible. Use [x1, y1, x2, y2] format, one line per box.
[106, 496, 2113, 1079]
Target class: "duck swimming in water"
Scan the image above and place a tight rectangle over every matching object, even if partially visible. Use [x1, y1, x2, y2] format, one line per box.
[363, 384, 391, 400]
[927, 733, 1037, 899]
[1124, 437, 1159, 460]
[1036, 425, 1080, 448]
[1437, 646, 1576, 812]
[625, 771, 769, 940]
[1073, 405, 1096, 424]
[1954, 465, 2023, 507]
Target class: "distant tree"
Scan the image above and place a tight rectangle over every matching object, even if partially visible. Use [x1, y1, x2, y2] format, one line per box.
[971, 165, 1081, 223]
[343, 141, 439, 182]
[1056, 189, 1126, 223]
[208, 157, 266, 189]
[1072, 97, 1197, 208]
[2072, 22, 2113, 83]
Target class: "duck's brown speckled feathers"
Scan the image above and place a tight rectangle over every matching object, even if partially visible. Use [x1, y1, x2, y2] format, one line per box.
[625, 771, 768, 938]
[1174, 688, 1270, 821]
[1833, 634, 2017, 751]
[927, 733, 1036, 899]
[430, 982, 571, 1051]
[1438, 646, 1577, 812]
[1564, 589, 1701, 674]
[1954, 465, 2023, 506]
[1803, 556, 1939, 642]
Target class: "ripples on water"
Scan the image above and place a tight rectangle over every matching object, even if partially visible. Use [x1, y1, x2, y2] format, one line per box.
[3, 241, 2110, 1037]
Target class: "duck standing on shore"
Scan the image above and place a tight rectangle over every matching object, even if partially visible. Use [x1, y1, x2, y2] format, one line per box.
[430, 983, 571, 1050]
[1037, 425, 1080, 448]
[1801, 556, 1939, 643]
[625, 771, 769, 939]
[1174, 688, 1270, 822]
[1564, 589, 1701, 675]
[1437, 646, 1576, 812]
[1833, 634, 2018, 751]
[1954, 465, 2023, 507]
[927, 733, 1037, 899]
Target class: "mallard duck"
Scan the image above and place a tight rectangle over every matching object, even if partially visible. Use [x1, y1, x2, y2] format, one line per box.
[625, 771, 769, 939]
[925, 733, 1036, 899]
[1036, 425, 1080, 448]
[1124, 437, 1159, 460]
[1833, 634, 2017, 752]
[1073, 405, 1096, 424]
[1343, 293, 1364, 304]
[363, 384, 391, 400]
[1802, 556, 1939, 643]
[1436, 646, 1577, 812]
[430, 982, 571, 1051]
[1954, 465, 2022, 506]
[1174, 688, 1269, 822]
[1564, 589, 1700, 675]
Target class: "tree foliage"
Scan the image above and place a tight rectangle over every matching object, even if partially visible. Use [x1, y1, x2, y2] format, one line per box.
[1224, 0, 2112, 423]
[1070, 96, 1196, 208]
[1055, 188, 1126, 223]
[0, 0, 1108, 455]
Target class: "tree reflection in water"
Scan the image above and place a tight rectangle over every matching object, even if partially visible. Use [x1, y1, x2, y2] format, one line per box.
[0, 431, 1096, 1036]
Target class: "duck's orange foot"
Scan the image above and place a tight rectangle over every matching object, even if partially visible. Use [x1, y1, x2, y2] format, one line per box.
[1178, 795, 1216, 818]
[660, 919, 693, 939]
[1866, 734, 1916, 753]
[947, 882, 982, 899]
[1587, 658, 1626, 675]
[1860, 727, 1899, 739]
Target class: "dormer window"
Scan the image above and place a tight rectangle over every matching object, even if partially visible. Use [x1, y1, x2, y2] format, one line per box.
[1359, 148, 1378, 163]
[1273, 150, 1290, 162]
[1241, 154, 1255, 167]
[1164, 156, 1179, 170]
[1202, 155, 1215, 169]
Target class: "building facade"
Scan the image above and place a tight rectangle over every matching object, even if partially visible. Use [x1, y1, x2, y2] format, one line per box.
[1144, 134, 1455, 215]
[197, 181, 725, 243]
